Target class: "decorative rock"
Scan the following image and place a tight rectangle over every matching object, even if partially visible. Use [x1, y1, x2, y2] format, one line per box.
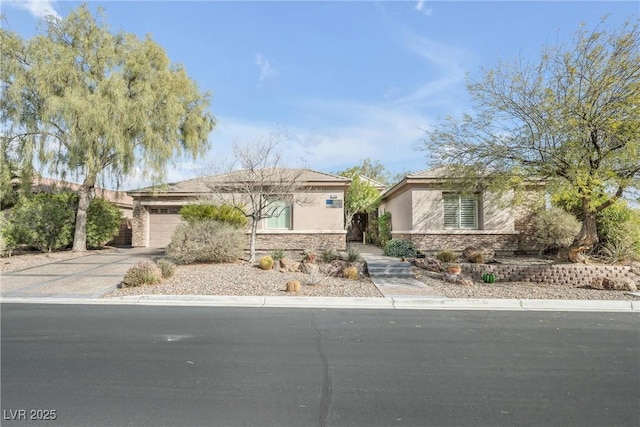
[285, 280, 301, 293]
[413, 257, 442, 273]
[279, 258, 299, 272]
[442, 273, 474, 286]
[299, 262, 319, 275]
[589, 277, 637, 291]
[463, 246, 495, 264]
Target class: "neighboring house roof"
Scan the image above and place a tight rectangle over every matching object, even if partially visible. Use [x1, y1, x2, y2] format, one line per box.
[127, 168, 351, 197]
[381, 167, 545, 200]
[14, 176, 133, 209]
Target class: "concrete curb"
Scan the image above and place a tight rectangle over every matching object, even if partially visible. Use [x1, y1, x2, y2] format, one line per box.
[1, 296, 638, 312]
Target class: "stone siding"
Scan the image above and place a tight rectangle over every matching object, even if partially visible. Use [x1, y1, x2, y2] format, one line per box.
[462, 263, 638, 287]
[251, 232, 346, 251]
[394, 233, 519, 254]
[131, 203, 148, 247]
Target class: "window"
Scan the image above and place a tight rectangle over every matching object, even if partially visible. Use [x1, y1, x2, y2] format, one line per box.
[443, 195, 479, 229]
[266, 199, 292, 229]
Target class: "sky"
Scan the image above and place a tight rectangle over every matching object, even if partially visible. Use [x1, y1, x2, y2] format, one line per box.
[1, 0, 638, 190]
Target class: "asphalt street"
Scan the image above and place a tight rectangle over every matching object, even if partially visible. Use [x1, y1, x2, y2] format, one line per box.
[1, 304, 639, 427]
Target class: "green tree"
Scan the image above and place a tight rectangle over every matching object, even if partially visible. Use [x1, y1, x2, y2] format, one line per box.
[86, 197, 123, 248]
[4, 193, 76, 252]
[179, 203, 248, 228]
[424, 19, 640, 262]
[336, 171, 381, 231]
[1, 5, 215, 252]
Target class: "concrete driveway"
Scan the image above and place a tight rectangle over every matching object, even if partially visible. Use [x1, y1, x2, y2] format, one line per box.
[1, 248, 163, 299]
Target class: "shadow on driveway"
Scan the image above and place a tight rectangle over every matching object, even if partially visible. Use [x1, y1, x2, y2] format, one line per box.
[1, 248, 164, 299]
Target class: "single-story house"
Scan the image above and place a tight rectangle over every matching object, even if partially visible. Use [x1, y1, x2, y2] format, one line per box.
[379, 169, 544, 254]
[127, 168, 351, 250]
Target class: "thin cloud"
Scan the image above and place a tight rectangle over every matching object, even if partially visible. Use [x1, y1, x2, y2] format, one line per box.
[255, 53, 278, 82]
[7, 0, 60, 19]
[415, 0, 433, 17]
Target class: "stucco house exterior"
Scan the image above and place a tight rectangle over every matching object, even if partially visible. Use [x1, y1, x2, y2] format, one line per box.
[127, 168, 351, 250]
[379, 169, 543, 254]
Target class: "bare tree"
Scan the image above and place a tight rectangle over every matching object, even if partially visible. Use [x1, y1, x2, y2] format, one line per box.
[204, 133, 310, 262]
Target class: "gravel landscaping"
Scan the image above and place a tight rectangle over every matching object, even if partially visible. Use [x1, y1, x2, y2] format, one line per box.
[2, 249, 639, 301]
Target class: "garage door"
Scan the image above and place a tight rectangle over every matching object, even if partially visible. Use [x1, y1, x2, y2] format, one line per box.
[148, 207, 183, 247]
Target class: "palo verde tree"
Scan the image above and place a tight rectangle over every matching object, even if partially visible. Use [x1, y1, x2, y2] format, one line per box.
[424, 18, 640, 262]
[204, 132, 310, 263]
[0, 5, 215, 251]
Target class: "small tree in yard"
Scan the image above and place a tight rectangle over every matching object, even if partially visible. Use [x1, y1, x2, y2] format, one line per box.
[424, 19, 640, 262]
[337, 171, 381, 232]
[1, 5, 214, 252]
[204, 133, 310, 262]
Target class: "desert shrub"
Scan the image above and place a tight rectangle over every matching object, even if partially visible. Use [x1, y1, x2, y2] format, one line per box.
[86, 198, 123, 248]
[343, 266, 358, 280]
[302, 249, 317, 263]
[259, 255, 274, 270]
[156, 258, 176, 278]
[467, 252, 484, 264]
[270, 248, 285, 261]
[346, 245, 360, 262]
[179, 203, 247, 228]
[383, 239, 416, 258]
[534, 207, 582, 252]
[166, 220, 244, 264]
[598, 238, 640, 264]
[321, 248, 339, 263]
[377, 212, 392, 247]
[436, 249, 458, 263]
[121, 260, 162, 287]
[3, 193, 76, 252]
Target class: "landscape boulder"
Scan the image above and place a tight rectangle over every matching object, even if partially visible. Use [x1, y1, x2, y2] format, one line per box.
[413, 257, 442, 273]
[442, 273, 474, 286]
[588, 277, 637, 291]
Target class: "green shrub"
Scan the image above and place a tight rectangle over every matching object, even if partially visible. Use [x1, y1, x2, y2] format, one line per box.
[321, 248, 339, 263]
[259, 255, 274, 270]
[122, 260, 162, 287]
[378, 212, 392, 247]
[179, 203, 247, 228]
[436, 249, 458, 263]
[86, 197, 123, 248]
[534, 207, 582, 252]
[166, 220, 244, 264]
[3, 193, 76, 252]
[156, 258, 176, 278]
[383, 239, 416, 258]
[270, 248, 285, 261]
[346, 245, 360, 262]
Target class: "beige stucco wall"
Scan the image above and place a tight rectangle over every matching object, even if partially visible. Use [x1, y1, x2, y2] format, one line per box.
[380, 188, 412, 231]
[482, 191, 515, 232]
[411, 189, 443, 230]
[289, 189, 345, 231]
[130, 186, 347, 247]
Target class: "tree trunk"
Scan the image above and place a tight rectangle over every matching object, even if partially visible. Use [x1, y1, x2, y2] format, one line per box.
[71, 181, 95, 252]
[249, 219, 258, 263]
[565, 207, 599, 263]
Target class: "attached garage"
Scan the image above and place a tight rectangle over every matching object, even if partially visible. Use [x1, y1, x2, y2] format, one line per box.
[148, 207, 183, 247]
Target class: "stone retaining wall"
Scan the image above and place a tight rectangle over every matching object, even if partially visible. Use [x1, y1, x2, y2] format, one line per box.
[462, 263, 638, 287]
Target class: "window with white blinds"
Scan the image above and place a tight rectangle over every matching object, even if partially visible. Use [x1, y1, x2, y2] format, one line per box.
[443, 195, 478, 229]
[266, 199, 292, 229]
